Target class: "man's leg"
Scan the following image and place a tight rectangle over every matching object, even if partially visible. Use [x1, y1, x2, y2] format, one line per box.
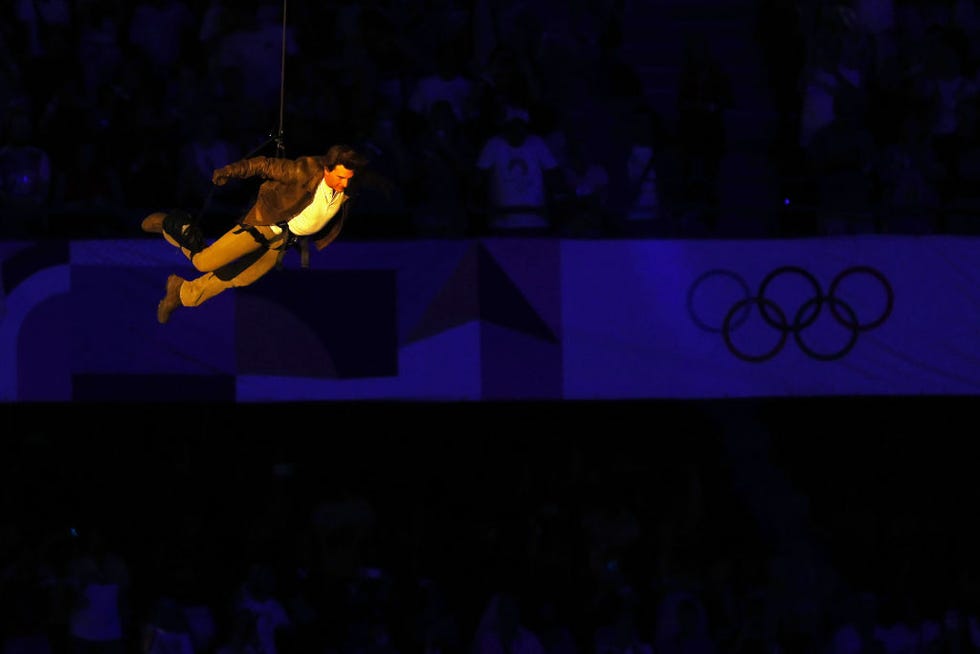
[143, 211, 285, 272]
[153, 223, 285, 323]
[188, 224, 275, 273]
[179, 247, 282, 307]
[156, 246, 282, 323]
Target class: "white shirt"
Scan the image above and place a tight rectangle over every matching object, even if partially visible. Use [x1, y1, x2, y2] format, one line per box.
[477, 134, 558, 207]
[476, 133, 558, 228]
[270, 178, 345, 236]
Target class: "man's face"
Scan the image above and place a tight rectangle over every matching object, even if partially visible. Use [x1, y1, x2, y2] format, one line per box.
[324, 165, 354, 193]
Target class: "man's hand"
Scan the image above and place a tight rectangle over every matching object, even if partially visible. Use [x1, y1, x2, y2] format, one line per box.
[212, 167, 231, 186]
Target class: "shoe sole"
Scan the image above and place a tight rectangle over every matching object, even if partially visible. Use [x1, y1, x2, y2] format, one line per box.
[142, 212, 167, 234]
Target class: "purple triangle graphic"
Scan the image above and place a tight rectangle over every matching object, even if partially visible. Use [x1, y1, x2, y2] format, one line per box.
[407, 243, 557, 344]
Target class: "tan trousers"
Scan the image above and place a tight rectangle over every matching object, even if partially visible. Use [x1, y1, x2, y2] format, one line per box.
[164, 224, 287, 308]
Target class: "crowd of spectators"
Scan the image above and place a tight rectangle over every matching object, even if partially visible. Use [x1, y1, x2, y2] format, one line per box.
[2, 0, 980, 241]
[764, 0, 980, 237]
[3, 404, 980, 654]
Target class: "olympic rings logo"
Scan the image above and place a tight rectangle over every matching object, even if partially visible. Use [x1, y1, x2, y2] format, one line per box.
[687, 265, 893, 362]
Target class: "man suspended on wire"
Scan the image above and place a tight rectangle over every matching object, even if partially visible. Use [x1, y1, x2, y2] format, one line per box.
[142, 144, 370, 324]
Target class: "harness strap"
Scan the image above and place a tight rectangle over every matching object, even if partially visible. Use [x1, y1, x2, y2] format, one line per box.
[274, 236, 311, 270]
[232, 223, 283, 248]
[231, 223, 312, 271]
[211, 223, 283, 281]
[299, 237, 310, 269]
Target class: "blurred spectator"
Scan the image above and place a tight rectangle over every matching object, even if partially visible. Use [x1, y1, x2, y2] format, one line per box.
[798, 41, 848, 151]
[866, 32, 919, 151]
[528, 592, 578, 654]
[214, 610, 261, 654]
[804, 84, 880, 235]
[553, 133, 610, 238]
[912, 36, 979, 220]
[579, 481, 640, 595]
[74, 0, 125, 105]
[409, 99, 477, 238]
[162, 62, 218, 144]
[471, 0, 496, 72]
[407, 40, 480, 129]
[281, 60, 347, 156]
[335, 4, 422, 138]
[35, 76, 87, 182]
[0, 26, 22, 111]
[593, 592, 653, 654]
[142, 528, 218, 654]
[411, 578, 461, 654]
[491, 1, 546, 69]
[530, 2, 604, 118]
[0, 527, 56, 654]
[471, 104, 563, 236]
[876, 116, 942, 234]
[199, 0, 236, 51]
[174, 112, 240, 215]
[232, 564, 291, 654]
[657, 595, 717, 654]
[853, 0, 898, 73]
[347, 106, 412, 240]
[472, 45, 544, 142]
[674, 32, 735, 235]
[831, 5, 879, 95]
[10, 0, 73, 113]
[407, 0, 472, 67]
[945, 144, 980, 233]
[338, 599, 401, 654]
[801, 21, 875, 143]
[206, 3, 300, 136]
[40, 75, 132, 238]
[764, 544, 835, 654]
[126, 0, 196, 78]
[538, 56, 613, 177]
[64, 526, 131, 654]
[0, 98, 52, 237]
[872, 593, 922, 654]
[698, 557, 742, 654]
[729, 588, 778, 654]
[825, 591, 887, 654]
[472, 592, 546, 654]
[608, 108, 668, 237]
[596, 10, 642, 112]
[12, 0, 71, 59]
[754, 0, 808, 166]
[311, 490, 378, 583]
[141, 597, 194, 654]
[50, 140, 127, 238]
[107, 52, 181, 212]
[931, 606, 980, 653]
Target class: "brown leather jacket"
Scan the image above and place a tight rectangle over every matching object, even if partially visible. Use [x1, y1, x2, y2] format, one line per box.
[217, 155, 350, 251]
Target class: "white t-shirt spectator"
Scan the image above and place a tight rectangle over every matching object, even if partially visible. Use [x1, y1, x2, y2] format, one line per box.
[476, 128, 559, 229]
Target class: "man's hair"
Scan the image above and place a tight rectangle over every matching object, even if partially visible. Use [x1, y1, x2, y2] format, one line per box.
[324, 144, 369, 171]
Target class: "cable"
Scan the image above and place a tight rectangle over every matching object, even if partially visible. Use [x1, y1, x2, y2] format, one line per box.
[276, 0, 287, 157]
[196, 0, 289, 223]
